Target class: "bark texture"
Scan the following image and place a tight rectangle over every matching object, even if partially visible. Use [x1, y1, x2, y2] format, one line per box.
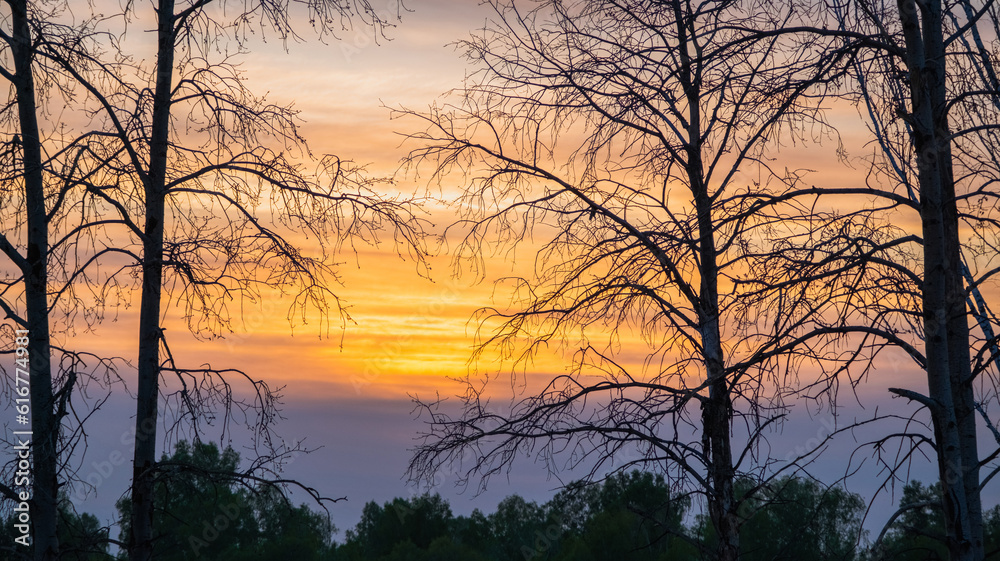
[896, 0, 983, 557]
[9, 1, 59, 559]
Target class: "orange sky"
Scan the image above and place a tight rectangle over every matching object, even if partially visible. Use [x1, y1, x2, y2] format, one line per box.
[24, 0, 940, 444]
[211, 19, 926, 405]
[6, 0, 972, 536]
[6, 1, 932, 406]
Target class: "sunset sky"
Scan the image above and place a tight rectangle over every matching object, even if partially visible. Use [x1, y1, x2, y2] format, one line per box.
[61, 0, 616, 533]
[10, 0, 990, 540]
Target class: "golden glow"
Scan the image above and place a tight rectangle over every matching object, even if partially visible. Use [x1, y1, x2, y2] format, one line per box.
[36, 1, 937, 408]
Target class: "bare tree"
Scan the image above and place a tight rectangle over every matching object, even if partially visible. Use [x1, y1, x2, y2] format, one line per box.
[0, 2, 60, 557]
[0, 3, 131, 559]
[401, 2, 865, 560]
[822, 1, 1000, 558]
[16, 2, 425, 560]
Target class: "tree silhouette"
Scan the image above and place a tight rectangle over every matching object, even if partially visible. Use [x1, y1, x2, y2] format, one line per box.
[402, 2, 862, 560]
[822, 1, 1000, 557]
[874, 481, 948, 560]
[3, 1, 425, 559]
[0, 3, 130, 559]
[728, 476, 863, 561]
[342, 493, 455, 559]
[0, 2, 62, 555]
[1, 494, 111, 561]
[115, 440, 334, 561]
[334, 470, 692, 561]
[547, 471, 692, 561]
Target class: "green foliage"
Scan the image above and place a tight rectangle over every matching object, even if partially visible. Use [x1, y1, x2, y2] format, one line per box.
[0, 494, 110, 560]
[869, 481, 1000, 561]
[58, 497, 111, 561]
[488, 495, 548, 560]
[873, 481, 946, 560]
[326, 476, 1000, 561]
[341, 493, 454, 560]
[872, 481, 1000, 560]
[696, 477, 864, 561]
[737, 477, 864, 561]
[16, 469, 993, 561]
[547, 471, 691, 561]
[986, 506, 1000, 560]
[334, 470, 692, 561]
[115, 440, 332, 561]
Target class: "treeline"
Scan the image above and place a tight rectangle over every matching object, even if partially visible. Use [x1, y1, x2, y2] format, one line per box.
[1, 442, 330, 561]
[333, 476, 1000, 561]
[3, 442, 998, 561]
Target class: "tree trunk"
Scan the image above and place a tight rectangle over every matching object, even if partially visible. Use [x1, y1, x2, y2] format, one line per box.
[702, 330, 739, 561]
[896, 0, 983, 558]
[9, 1, 59, 559]
[128, 1, 175, 560]
[671, 1, 739, 557]
[696, 185, 738, 561]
